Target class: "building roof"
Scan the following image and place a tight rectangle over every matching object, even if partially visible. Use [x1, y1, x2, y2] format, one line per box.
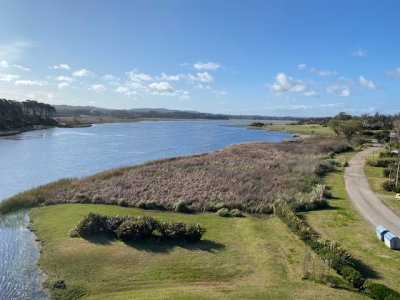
[376, 225, 388, 233]
[384, 231, 397, 241]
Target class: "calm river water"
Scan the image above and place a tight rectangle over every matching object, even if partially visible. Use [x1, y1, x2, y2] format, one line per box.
[0, 120, 292, 299]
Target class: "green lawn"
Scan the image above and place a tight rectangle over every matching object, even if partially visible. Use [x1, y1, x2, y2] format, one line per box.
[30, 204, 364, 299]
[261, 124, 335, 137]
[364, 148, 400, 216]
[301, 151, 400, 293]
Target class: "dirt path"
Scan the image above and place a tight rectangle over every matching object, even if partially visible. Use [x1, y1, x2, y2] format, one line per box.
[344, 145, 400, 237]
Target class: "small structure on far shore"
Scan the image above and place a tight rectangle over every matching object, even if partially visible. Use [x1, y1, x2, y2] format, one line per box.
[383, 231, 400, 250]
[376, 225, 389, 241]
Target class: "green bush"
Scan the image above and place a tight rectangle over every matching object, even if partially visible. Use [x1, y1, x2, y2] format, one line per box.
[174, 200, 192, 213]
[117, 198, 128, 207]
[158, 221, 205, 243]
[382, 180, 400, 193]
[73, 193, 91, 204]
[116, 216, 158, 242]
[338, 265, 365, 289]
[137, 200, 166, 211]
[216, 208, 231, 217]
[76, 213, 108, 237]
[367, 158, 396, 168]
[205, 201, 242, 212]
[230, 209, 244, 217]
[364, 280, 400, 299]
[314, 162, 336, 176]
[105, 215, 124, 233]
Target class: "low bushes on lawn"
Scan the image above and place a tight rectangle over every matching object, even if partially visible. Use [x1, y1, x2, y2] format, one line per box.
[367, 158, 396, 168]
[363, 280, 400, 300]
[137, 200, 166, 211]
[382, 180, 400, 193]
[74, 213, 205, 243]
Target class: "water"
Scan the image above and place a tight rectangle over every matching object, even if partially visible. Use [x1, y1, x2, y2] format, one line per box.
[0, 120, 292, 298]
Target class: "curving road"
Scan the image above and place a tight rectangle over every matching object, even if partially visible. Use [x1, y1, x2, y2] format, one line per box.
[344, 144, 400, 237]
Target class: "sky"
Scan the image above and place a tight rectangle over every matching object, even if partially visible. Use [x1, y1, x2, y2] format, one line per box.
[0, 0, 400, 117]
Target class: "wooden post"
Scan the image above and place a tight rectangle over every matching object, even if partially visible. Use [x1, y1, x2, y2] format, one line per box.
[396, 156, 400, 188]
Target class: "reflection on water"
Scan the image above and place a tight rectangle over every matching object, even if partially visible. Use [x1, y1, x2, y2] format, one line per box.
[0, 212, 48, 300]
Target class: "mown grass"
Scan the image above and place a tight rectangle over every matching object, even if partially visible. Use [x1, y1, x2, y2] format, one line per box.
[363, 148, 400, 216]
[30, 204, 365, 299]
[261, 124, 335, 137]
[300, 151, 400, 293]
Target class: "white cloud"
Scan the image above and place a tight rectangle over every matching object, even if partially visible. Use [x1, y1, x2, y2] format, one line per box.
[58, 82, 70, 90]
[102, 74, 119, 81]
[0, 60, 9, 68]
[15, 79, 48, 86]
[358, 76, 378, 90]
[52, 63, 71, 70]
[115, 86, 137, 96]
[0, 74, 19, 82]
[149, 81, 174, 92]
[263, 103, 344, 111]
[12, 64, 30, 71]
[304, 90, 319, 97]
[159, 72, 182, 81]
[298, 64, 336, 77]
[73, 68, 93, 77]
[268, 73, 306, 94]
[298, 64, 307, 70]
[0, 40, 33, 61]
[352, 49, 367, 57]
[188, 72, 214, 83]
[89, 84, 106, 93]
[387, 67, 400, 78]
[326, 84, 350, 97]
[193, 61, 221, 71]
[56, 76, 74, 82]
[212, 90, 227, 97]
[128, 71, 152, 82]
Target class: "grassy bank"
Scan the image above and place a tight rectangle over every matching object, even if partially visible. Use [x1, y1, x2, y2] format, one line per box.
[30, 204, 365, 299]
[0, 125, 56, 137]
[258, 124, 335, 137]
[363, 148, 400, 216]
[301, 151, 400, 292]
[54, 116, 140, 126]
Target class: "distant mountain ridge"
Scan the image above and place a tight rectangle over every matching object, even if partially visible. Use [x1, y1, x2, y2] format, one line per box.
[54, 105, 298, 121]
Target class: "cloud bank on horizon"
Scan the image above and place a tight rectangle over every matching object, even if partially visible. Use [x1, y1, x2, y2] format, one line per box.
[0, 0, 399, 117]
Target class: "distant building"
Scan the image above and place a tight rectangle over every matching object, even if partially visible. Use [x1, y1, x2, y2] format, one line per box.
[383, 231, 400, 250]
[376, 225, 389, 242]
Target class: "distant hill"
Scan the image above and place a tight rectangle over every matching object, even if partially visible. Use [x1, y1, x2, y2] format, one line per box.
[53, 105, 298, 121]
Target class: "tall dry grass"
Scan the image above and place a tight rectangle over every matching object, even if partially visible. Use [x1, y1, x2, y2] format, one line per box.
[0, 137, 351, 214]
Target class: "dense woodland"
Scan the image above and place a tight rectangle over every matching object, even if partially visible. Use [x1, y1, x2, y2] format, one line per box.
[0, 99, 57, 131]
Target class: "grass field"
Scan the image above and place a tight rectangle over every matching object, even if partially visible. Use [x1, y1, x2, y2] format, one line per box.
[260, 124, 335, 137]
[30, 204, 366, 299]
[363, 148, 400, 216]
[301, 151, 400, 293]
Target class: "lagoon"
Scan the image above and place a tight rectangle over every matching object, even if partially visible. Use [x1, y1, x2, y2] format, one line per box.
[0, 120, 292, 299]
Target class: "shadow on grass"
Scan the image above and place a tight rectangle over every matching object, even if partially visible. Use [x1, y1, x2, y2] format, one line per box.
[353, 257, 381, 279]
[83, 235, 225, 254]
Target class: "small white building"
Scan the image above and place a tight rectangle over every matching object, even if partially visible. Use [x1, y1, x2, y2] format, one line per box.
[383, 231, 400, 250]
[376, 225, 389, 242]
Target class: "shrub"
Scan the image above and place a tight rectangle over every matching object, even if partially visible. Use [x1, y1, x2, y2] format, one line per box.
[137, 200, 166, 211]
[230, 209, 244, 217]
[116, 216, 158, 242]
[314, 162, 336, 176]
[216, 208, 231, 217]
[158, 221, 205, 243]
[205, 201, 242, 212]
[382, 180, 400, 193]
[364, 280, 400, 300]
[105, 215, 125, 233]
[117, 198, 128, 207]
[174, 200, 192, 213]
[73, 193, 90, 204]
[367, 158, 396, 168]
[76, 213, 108, 237]
[256, 204, 274, 214]
[338, 265, 365, 289]
[91, 195, 103, 204]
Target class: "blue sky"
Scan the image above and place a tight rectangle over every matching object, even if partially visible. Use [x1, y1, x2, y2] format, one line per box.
[0, 0, 399, 116]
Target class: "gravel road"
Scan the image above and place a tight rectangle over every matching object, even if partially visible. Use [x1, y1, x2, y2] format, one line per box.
[344, 145, 400, 237]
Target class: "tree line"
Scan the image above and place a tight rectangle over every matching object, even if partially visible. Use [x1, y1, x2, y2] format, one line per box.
[0, 99, 57, 131]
